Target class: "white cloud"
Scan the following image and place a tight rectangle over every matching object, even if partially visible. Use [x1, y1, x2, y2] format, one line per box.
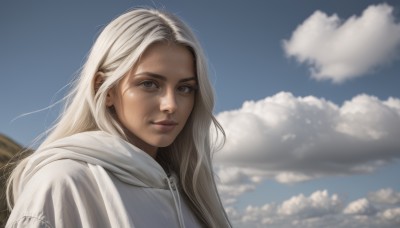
[278, 190, 342, 218]
[214, 93, 400, 227]
[214, 92, 400, 184]
[275, 172, 312, 184]
[215, 166, 260, 206]
[225, 189, 400, 228]
[378, 207, 400, 226]
[283, 3, 400, 83]
[343, 198, 376, 215]
[368, 188, 400, 205]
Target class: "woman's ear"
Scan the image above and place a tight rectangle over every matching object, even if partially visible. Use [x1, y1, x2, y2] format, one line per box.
[94, 71, 114, 107]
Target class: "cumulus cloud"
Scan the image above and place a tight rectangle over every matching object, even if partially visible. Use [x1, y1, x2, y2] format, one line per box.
[225, 189, 400, 228]
[343, 198, 376, 215]
[283, 4, 400, 83]
[378, 207, 400, 226]
[368, 188, 400, 205]
[278, 190, 342, 218]
[215, 166, 262, 206]
[214, 92, 400, 184]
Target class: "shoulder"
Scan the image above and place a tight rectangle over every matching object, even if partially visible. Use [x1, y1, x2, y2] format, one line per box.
[22, 159, 101, 202]
[14, 158, 97, 205]
[19, 159, 96, 196]
[28, 159, 92, 185]
[8, 159, 108, 228]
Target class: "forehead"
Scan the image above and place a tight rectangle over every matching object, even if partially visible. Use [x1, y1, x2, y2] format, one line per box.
[130, 42, 196, 78]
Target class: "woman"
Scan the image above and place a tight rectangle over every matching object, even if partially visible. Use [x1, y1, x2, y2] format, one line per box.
[6, 8, 231, 228]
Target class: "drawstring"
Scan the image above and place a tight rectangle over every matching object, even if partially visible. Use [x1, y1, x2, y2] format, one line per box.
[166, 176, 186, 228]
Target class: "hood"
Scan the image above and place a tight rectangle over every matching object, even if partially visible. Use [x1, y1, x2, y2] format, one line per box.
[19, 131, 169, 191]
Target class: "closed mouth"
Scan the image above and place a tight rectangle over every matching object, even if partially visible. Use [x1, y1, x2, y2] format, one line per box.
[152, 120, 178, 126]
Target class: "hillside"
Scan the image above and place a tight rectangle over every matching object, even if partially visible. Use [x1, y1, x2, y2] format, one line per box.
[0, 134, 30, 227]
[0, 134, 24, 163]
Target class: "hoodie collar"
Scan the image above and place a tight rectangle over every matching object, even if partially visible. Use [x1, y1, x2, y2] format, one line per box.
[21, 131, 170, 190]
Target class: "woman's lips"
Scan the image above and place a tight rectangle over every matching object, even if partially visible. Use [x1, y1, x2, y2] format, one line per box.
[152, 120, 178, 132]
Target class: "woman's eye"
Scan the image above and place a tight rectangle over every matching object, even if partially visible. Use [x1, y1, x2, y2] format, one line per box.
[178, 85, 197, 94]
[139, 80, 158, 90]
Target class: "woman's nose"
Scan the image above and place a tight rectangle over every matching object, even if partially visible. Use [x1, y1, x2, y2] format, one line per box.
[160, 88, 178, 113]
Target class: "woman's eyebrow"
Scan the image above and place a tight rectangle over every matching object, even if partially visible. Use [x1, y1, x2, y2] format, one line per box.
[134, 72, 197, 82]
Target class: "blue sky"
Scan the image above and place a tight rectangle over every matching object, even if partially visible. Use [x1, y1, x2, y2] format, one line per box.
[1, 1, 400, 227]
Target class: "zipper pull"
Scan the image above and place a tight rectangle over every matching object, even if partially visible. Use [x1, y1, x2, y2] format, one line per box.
[164, 177, 176, 190]
[169, 177, 176, 190]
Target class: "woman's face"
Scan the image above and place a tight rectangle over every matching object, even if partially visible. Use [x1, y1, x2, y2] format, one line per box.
[108, 42, 197, 157]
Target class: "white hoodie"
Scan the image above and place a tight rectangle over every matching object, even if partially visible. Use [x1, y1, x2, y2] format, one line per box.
[6, 131, 203, 228]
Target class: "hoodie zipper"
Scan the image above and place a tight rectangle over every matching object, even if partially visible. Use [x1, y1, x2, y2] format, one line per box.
[165, 176, 185, 228]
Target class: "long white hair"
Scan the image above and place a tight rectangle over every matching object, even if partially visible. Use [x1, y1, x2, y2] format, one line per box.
[7, 8, 231, 227]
